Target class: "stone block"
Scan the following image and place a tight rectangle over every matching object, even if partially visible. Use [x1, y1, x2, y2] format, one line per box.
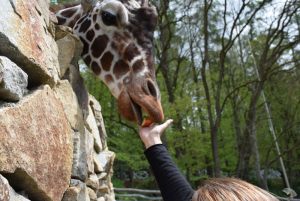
[54, 80, 84, 132]
[62, 179, 90, 201]
[56, 33, 77, 78]
[86, 105, 102, 153]
[87, 187, 97, 201]
[86, 174, 99, 190]
[0, 0, 59, 86]
[0, 57, 28, 101]
[0, 85, 73, 201]
[89, 95, 107, 149]
[71, 128, 94, 181]
[94, 151, 115, 174]
[93, 151, 104, 174]
[0, 175, 30, 201]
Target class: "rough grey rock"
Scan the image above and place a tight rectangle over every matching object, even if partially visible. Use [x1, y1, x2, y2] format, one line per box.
[94, 151, 115, 174]
[54, 80, 85, 132]
[86, 128, 95, 175]
[0, 85, 73, 201]
[93, 151, 104, 174]
[89, 95, 108, 149]
[86, 105, 102, 153]
[56, 33, 77, 78]
[0, 175, 31, 201]
[0, 0, 59, 86]
[0, 57, 28, 101]
[86, 174, 100, 190]
[87, 187, 97, 201]
[97, 173, 108, 180]
[72, 131, 88, 181]
[71, 128, 94, 181]
[62, 179, 90, 201]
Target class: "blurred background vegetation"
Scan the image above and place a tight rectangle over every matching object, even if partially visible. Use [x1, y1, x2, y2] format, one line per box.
[52, 0, 300, 198]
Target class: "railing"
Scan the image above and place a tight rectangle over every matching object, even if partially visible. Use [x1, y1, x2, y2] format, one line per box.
[115, 188, 162, 201]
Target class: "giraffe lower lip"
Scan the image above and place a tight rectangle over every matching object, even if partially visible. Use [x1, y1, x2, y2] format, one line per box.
[129, 97, 143, 125]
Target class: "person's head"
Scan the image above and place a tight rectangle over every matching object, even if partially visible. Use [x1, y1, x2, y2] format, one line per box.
[192, 177, 279, 201]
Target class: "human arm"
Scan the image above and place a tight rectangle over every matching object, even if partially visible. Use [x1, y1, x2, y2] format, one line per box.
[139, 120, 195, 201]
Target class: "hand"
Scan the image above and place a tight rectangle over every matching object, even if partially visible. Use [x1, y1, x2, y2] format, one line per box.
[139, 119, 173, 149]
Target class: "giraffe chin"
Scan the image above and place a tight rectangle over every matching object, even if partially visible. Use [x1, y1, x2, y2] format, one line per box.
[117, 90, 164, 126]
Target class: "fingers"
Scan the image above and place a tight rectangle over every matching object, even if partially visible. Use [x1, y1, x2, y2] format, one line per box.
[156, 119, 173, 134]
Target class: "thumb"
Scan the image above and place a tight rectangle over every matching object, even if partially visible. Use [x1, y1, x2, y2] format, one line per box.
[157, 119, 173, 134]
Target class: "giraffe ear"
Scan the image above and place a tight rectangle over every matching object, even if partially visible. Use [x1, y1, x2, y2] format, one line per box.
[136, 6, 158, 32]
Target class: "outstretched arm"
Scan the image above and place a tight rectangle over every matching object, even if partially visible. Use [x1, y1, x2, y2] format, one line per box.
[139, 120, 194, 201]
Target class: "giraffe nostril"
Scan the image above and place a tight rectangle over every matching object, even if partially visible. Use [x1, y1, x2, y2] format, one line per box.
[147, 80, 157, 99]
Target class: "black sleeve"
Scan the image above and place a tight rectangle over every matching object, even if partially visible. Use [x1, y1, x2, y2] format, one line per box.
[144, 144, 194, 201]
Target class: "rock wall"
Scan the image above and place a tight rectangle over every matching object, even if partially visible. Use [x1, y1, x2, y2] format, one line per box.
[0, 0, 115, 201]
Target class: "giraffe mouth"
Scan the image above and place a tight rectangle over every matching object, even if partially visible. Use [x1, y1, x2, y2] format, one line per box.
[129, 96, 152, 126]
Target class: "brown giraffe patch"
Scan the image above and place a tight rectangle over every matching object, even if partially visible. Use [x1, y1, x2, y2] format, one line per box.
[101, 52, 114, 71]
[105, 75, 114, 84]
[111, 41, 117, 51]
[112, 33, 128, 52]
[86, 30, 95, 41]
[60, 8, 77, 18]
[124, 43, 139, 62]
[79, 19, 91, 33]
[93, 14, 97, 22]
[83, 55, 91, 66]
[95, 23, 100, 30]
[69, 14, 81, 28]
[132, 59, 145, 73]
[91, 61, 101, 75]
[57, 17, 66, 25]
[113, 60, 130, 79]
[79, 36, 89, 55]
[91, 35, 109, 58]
[77, 15, 86, 25]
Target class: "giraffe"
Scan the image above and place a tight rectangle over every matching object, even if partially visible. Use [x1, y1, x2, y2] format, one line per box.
[55, 0, 164, 125]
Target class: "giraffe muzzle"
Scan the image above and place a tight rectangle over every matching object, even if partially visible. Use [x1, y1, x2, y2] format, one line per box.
[117, 78, 164, 126]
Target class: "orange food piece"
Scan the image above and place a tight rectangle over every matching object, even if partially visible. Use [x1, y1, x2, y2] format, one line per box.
[142, 119, 153, 127]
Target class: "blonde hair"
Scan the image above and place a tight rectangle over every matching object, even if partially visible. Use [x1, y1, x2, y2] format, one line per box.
[192, 178, 279, 201]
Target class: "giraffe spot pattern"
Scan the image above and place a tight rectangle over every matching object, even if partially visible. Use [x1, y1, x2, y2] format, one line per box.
[91, 35, 109, 58]
[124, 43, 139, 62]
[79, 19, 91, 33]
[101, 52, 114, 71]
[118, 83, 123, 90]
[69, 14, 81, 28]
[105, 75, 114, 84]
[57, 16, 66, 25]
[84, 55, 92, 66]
[95, 23, 100, 30]
[113, 60, 130, 80]
[91, 61, 101, 75]
[93, 14, 97, 22]
[61, 8, 77, 18]
[86, 30, 95, 42]
[79, 36, 90, 55]
[132, 59, 145, 73]
[77, 15, 86, 25]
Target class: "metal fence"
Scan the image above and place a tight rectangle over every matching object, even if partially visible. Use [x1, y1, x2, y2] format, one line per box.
[115, 188, 162, 201]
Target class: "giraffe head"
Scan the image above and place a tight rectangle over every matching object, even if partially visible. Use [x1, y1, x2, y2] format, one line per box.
[56, 0, 164, 125]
